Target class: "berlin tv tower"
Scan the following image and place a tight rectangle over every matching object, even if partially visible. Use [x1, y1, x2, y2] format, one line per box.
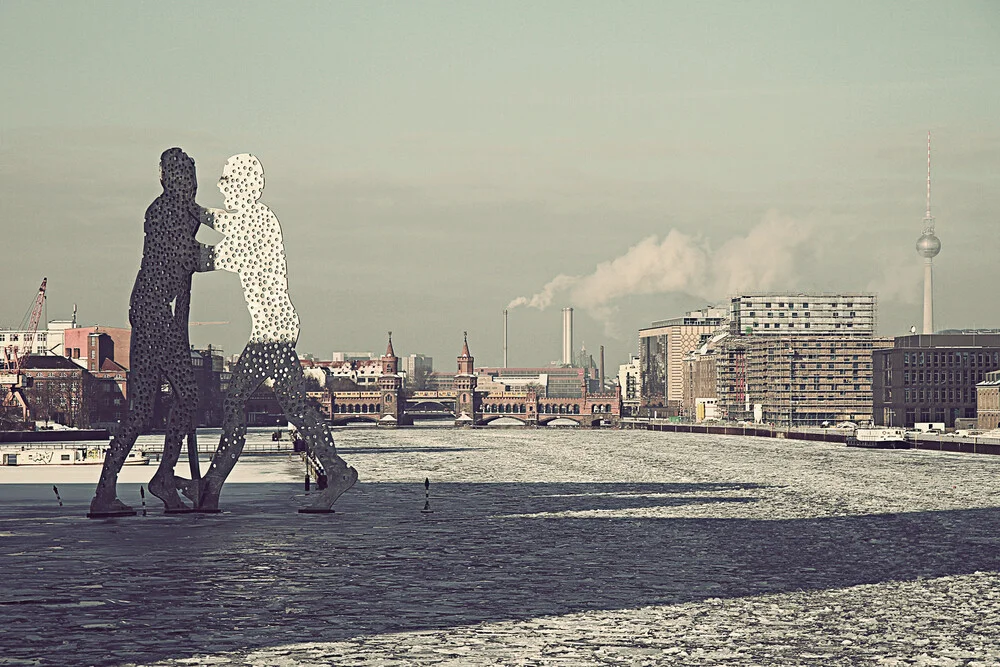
[916, 132, 941, 334]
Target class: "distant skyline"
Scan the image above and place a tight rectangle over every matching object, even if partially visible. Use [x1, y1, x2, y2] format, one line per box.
[2, 1, 999, 368]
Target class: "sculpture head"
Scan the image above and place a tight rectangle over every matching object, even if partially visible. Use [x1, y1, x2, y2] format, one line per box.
[159, 148, 197, 196]
[218, 153, 264, 209]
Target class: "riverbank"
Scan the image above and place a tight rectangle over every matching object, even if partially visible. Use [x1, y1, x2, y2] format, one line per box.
[625, 418, 1000, 456]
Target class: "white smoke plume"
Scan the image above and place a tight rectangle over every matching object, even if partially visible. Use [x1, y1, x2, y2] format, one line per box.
[508, 210, 814, 335]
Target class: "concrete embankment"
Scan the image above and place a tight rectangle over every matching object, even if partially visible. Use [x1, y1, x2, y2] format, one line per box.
[624, 420, 1000, 456]
[0, 428, 109, 444]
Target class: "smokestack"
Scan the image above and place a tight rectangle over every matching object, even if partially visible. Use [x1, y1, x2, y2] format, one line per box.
[503, 309, 508, 369]
[599, 345, 605, 388]
[561, 307, 573, 365]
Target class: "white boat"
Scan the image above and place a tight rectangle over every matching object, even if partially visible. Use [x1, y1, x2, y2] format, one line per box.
[0, 446, 150, 466]
[846, 427, 910, 450]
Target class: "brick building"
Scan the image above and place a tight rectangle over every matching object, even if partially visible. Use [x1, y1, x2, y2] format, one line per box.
[976, 370, 1000, 430]
[63, 326, 131, 370]
[20, 356, 89, 427]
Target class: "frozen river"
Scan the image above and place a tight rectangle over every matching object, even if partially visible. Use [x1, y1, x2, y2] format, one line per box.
[3, 427, 1000, 665]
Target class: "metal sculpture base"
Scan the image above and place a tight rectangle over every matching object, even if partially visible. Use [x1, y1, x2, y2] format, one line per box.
[298, 507, 335, 514]
[87, 510, 137, 519]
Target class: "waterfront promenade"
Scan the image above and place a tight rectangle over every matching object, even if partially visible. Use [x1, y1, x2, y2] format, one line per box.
[3, 428, 1000, 665]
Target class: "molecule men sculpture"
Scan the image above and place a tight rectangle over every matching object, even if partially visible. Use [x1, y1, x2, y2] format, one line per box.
[88, 150, 357, 517]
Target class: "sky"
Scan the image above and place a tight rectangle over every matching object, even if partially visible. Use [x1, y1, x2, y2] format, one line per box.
[2, 1, 999, 371]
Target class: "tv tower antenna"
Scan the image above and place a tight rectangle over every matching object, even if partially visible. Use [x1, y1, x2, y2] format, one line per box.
[924, 131, 934, 233]
[916, 131, 941, 334]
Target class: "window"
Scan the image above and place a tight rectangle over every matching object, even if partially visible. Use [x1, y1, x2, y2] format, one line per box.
[10, 334, 18, 341]
[0, 334, 5, 342]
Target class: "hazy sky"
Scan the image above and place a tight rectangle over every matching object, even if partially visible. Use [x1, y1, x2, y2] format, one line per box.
[2, 1, 999, 370]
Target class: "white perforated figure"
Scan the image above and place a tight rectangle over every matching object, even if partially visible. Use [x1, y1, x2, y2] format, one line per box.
[90, 148, 214, 516]
[195, 154, 357, 511]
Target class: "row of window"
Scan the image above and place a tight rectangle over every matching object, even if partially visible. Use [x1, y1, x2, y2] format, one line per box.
[743, 301, 864, 309]
[0, 333, 47, 342]
[752, 322, 857, 329]
[903, 351, 999, 367]
[749, 311, 860, 319]
[896, 387, 977, 404]
[333, 404, 380, 413]
[902, 370, 985, 385]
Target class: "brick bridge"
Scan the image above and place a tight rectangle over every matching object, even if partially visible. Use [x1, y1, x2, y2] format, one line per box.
[306, 334, 621, 427]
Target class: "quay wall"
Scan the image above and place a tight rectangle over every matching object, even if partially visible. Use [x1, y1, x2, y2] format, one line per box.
[624, 420, 1000, 457]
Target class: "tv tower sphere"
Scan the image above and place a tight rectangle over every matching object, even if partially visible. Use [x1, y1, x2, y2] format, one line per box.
[916, 231, 941, 258]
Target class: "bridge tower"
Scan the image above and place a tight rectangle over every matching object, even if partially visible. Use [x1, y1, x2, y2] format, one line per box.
[378, 331, 407, 425]
[455, 332, 479, 425]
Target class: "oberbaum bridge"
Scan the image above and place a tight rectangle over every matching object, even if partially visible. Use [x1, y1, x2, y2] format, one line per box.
[305, 335, 622, 428]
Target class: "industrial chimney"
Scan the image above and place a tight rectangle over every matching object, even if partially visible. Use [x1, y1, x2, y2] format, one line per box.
[599, 345, 605, 388]
[503, 309, 508, 369]
[561, 307, 573, 366]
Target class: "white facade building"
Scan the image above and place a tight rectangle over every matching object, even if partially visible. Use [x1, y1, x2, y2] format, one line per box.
[729, 293, 875, 337]
[618, 355, 641, 405]
[0, 318, 78, 360]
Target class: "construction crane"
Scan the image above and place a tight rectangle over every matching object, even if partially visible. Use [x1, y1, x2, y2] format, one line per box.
[1, 278, 47, 429]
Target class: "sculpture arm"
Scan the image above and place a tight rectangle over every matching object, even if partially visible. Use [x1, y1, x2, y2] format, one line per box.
[211, 238, 239, 274]
[195, 243, 216, 273]
[199, 207, 229, 232]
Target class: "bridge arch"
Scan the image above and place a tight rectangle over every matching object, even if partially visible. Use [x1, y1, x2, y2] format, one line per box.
[537, 416, 581, 427]
[479, 414, 529, 426]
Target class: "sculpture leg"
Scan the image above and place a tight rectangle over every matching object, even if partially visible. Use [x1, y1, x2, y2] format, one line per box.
[148, 357, 199, 510]
[89, 370, 158, 515]
[272, 344, 357, 510]
[195, 344, 266, 510]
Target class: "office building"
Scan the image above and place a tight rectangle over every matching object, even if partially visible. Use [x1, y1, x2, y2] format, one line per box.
[717, 293, 881, 426]
[873, 333, 1000, 428]
[639, 306, 728, 408]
